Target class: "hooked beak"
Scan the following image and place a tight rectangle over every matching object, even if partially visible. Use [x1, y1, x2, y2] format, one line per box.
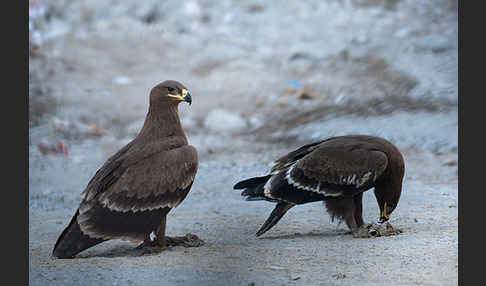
[183, 90, 192, 105]
[167, 89, 192, 105]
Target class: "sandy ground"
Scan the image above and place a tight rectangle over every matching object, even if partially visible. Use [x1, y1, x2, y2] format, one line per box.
[29, 0, 458, 285]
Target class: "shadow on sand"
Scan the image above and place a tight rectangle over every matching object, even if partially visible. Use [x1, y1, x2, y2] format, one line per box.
[75, 243, 178, 259]
[257, 229, 350, 240]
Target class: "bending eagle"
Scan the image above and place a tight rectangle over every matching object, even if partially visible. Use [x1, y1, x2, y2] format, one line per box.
[234, 135, 405, 237]
[52, 80, 202, 258]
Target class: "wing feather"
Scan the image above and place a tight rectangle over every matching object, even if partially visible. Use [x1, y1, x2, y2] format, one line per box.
[270, 140, 324, 173]
[288, 146, 388, 196]
[80, 143, 198, 213]
[265, 138, 389, 201]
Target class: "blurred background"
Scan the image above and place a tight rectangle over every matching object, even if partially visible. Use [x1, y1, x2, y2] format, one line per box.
[29, 0, 458, 285]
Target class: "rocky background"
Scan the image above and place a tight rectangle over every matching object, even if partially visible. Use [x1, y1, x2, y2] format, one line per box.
[29, 0, 458, 285]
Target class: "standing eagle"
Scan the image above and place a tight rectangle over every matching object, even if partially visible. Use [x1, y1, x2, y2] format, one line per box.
[234, 135, 405, 237]
[52, 80, 203, 258]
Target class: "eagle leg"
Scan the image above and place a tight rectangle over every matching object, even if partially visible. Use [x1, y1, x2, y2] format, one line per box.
[152, 216, 205, 248]
[325, 196, 368, 236]
[343, 205, 358, 233]
[155, 215, 168, 248]
[353, 193, 365, 228]
[326, 196, 359, 233]
[135, 216, 168, 253]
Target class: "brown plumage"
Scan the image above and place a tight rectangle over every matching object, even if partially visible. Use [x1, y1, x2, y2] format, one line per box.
[234, 135, 405, 237]
[52, 80, 199, 258]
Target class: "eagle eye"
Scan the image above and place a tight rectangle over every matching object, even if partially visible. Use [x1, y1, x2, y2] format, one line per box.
[167, 86, 176, 93]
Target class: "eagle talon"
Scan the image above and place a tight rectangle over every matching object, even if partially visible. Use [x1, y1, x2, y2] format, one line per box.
[136, 239, 164, 249]
[136, 241, 151, 249]
[135, 240, 168, 255]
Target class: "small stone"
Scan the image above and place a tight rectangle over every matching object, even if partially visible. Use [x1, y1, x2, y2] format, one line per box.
[299, 92, 313, 100]
[38, 138, 69, 157]
[332, 273, 347, 279]
[112, 76, 132, 85]
[269, 265, 284, 270]
[247, 4, 265, 13]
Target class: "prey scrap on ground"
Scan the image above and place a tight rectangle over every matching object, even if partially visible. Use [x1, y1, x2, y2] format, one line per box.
[234, 135, 405, 238]
[52, 80, 204, 259]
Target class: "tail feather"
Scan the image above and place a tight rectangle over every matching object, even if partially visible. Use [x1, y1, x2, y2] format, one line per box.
[234, 175, 272, 201]
[233, 175, 271, 190]
[256, 202, 294, 237]
[52, 210, 106, 259]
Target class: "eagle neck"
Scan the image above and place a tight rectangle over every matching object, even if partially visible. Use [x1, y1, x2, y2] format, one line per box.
[137, 103, 187, 144]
